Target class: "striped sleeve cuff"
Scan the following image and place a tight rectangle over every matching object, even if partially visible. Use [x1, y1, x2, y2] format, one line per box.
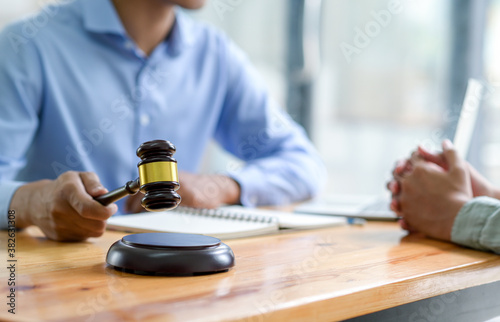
[451, 196, 500, 253]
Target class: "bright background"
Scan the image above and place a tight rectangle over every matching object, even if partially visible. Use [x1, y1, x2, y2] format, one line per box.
[1, 0, 500, 199]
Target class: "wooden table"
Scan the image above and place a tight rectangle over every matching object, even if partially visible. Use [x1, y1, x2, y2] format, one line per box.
[2, 222, 500, 321]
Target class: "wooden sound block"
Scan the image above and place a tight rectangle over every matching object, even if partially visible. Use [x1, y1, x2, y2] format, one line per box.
[106, 233, 235, 275]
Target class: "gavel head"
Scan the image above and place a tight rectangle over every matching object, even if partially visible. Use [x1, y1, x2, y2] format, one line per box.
[136, 140, 181, 211]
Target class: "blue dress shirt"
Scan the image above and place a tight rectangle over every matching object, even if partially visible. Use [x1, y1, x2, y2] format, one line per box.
[0, 0, 325, 229]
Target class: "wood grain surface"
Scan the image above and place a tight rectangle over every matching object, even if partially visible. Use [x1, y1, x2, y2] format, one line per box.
[1, 222, 500, 321]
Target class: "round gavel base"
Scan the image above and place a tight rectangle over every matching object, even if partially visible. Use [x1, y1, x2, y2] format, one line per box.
[106, 233, 235, 276]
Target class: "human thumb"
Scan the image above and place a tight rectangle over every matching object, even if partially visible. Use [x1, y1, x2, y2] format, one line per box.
[441, 139, 461, 171]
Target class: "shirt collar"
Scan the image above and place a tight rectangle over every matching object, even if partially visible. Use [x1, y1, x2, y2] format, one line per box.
[167, 10, 196, 56]
[81, 0, 126, 36]
[80, 0, 196, 55]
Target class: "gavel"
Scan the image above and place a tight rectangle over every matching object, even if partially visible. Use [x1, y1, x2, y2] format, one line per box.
[101, 140, 235, 276]
[94, 140, 181, 211]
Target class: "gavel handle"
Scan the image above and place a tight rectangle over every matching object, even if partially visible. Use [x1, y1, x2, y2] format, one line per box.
[94, 178, 141, 206]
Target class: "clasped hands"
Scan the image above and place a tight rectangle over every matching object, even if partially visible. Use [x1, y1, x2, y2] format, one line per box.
[387, 139, 496, 241]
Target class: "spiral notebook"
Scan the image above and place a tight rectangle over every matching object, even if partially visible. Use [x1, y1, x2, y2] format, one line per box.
[106, 206, 347, 239]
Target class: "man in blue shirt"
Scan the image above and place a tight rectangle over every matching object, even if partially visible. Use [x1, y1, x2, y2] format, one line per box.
[0, 0, 325, 241]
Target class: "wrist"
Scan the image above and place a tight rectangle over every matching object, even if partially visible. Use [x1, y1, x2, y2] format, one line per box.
[491, 187, 500, 200]
[10, 180, 52, 228]
[218, 175, 241, 205]
[10, 184, 33, 228]
[439, 194, 469, 241]
[481, 181, 500, 200]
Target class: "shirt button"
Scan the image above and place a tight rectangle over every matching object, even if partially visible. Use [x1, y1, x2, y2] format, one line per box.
[124, 41, 134, 50]
[140, 114, 150, 126]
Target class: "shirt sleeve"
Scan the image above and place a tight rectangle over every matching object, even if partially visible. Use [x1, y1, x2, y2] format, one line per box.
[213, 35, 326, 207]
[451, 196, 500, 254]
[0, 23, 43, 229]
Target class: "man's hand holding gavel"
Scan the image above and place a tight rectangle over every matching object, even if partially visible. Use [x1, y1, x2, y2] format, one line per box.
[8, 140, 237, 242]
[10, 171, 117, 241]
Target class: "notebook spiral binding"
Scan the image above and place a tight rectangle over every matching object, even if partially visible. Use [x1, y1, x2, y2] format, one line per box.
[175, 207, 278, 224]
